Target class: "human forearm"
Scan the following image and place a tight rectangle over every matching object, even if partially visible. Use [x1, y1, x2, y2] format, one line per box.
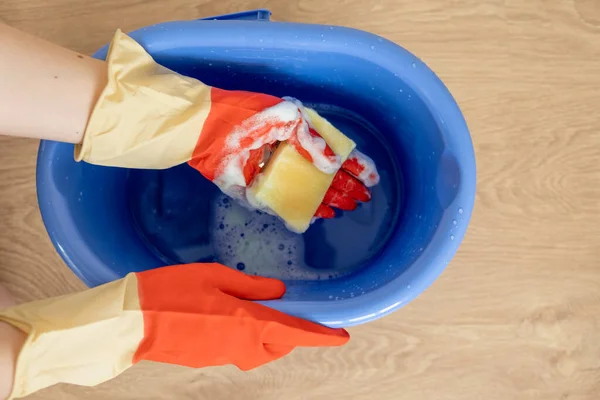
[0, 322, 25, 400]
[0, 286, 24, 400]
[0, 23, 107, 143]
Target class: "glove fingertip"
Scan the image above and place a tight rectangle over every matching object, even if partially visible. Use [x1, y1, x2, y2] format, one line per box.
[321, 327, 351, 346]
[249, 275, 287, 299]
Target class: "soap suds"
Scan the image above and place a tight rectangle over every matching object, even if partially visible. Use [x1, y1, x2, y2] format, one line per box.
[210, 193, 348, 280]
[350, 149, 380, 187]
[211, 98, 343, 216]
[213, 101, 302, 192]
[285, 97, 341, 174]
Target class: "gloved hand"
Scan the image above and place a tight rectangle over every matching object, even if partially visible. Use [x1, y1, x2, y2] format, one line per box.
[0, 263, 348, 399]
[75, 30, 379, 231]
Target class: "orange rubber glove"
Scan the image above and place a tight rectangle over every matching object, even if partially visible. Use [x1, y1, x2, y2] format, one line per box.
[0, 264, 348, 399]
[134, 264, 349, 369]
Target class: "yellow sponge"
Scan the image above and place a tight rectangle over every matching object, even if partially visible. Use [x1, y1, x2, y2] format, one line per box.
[248, 109, 355, 233]
[304, 108, 355, 158]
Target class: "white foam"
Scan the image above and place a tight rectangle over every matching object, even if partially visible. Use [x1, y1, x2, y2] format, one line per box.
[211, 98, 345, 227]
[213, 101, 303, 193]
[351, 149, 380, 187]
[284, 97, 341, 174]
[210, 193, 345, 280]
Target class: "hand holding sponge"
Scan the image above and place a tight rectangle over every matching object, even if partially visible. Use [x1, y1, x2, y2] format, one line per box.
[77, 30, 379, 232]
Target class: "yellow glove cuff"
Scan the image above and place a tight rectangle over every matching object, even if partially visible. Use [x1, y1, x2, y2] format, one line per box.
[0, 276, 143, 399]
[75, 29, 211, 169]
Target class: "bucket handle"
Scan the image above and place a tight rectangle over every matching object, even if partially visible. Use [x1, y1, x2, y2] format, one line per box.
[199, 9, 271, 22]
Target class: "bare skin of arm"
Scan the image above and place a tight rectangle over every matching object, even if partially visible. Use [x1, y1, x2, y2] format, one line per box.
[0, 24, 106, 396]
[0, 285, 25, 400]
[0, 23, 106, 397]
[0, 23, 107, 143]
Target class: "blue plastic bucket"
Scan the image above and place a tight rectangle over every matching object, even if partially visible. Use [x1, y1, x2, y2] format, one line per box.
[36, 10, 475, 327]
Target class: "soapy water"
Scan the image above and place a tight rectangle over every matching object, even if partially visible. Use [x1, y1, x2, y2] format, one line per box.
[210, 194, 331, 279]
[126, 104, 401, 280]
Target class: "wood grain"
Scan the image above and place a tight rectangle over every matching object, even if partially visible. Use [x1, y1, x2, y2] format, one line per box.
[1, 0, 600, 399]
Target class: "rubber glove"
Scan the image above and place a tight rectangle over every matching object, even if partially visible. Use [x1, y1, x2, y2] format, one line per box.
[75, 30, 379, 228]
[0, 263, 348, 399]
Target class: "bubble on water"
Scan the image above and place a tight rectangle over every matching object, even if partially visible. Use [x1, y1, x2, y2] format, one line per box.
[211, 194, 336, 280]
[452, 220, 457, 225]
[208, 63, 213, 66]
[411, 62, 416, 68]
[450, 235, 455, 240]
[219, 223, 224, 229]
[236, 262, 245, 271]
[458, 208, 464, 214]
[329, 295, 333, 299]
[419, 247, 424, 252]
[370, 45, 375, 50]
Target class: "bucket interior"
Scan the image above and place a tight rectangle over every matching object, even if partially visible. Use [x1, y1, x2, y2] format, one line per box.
[39, 26, 458, 306]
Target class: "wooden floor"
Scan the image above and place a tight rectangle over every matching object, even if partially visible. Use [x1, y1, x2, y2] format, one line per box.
[1, 1, 600, 399]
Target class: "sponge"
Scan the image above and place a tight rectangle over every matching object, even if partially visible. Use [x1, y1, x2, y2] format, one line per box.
[248, 109, 355, 233]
